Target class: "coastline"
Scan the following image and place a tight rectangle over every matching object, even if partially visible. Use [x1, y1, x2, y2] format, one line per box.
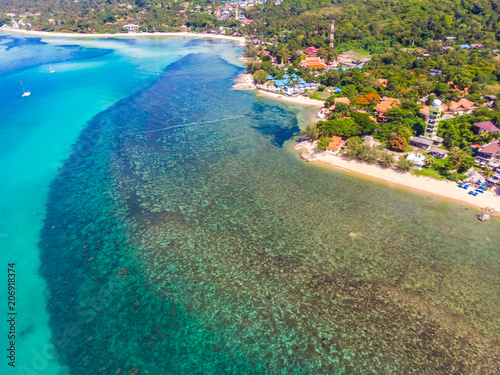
[0, 28, 246, 45]
[295, 141, 500, 215]
[232, 73, 326, 108]
[255, 89, 325, 108]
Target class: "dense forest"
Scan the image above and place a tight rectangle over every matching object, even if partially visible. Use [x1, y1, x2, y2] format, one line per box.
[3, 0, 500, 50]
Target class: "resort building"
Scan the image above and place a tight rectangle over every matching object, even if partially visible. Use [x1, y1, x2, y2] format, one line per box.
[325, 136, 343, 154]
[442, 98, 478, 117]
[423, 99, 443, 140]
[304, 46, 319, 57]
[123, 24, 140, 32]
[374, 97, 400, 122]
[475, 140, 500, 166]
[430, 147, 449, 159]
[329, 97, 350, 111]
[406, 153, 426, 170]
[473, 121, 500, 135]
[410, 136, 433, 150]
[301, 57, 326, 69]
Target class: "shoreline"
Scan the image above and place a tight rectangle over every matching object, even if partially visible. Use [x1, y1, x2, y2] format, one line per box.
[255, 89, 325, 108]
[232, 73, 326, 108]
[295, 141, 500, 215]
[0, 28, 246, 45]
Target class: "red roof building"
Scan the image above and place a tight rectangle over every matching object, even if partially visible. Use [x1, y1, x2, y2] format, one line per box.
[304, 46, 319, 57]
[326, 136, 343, 153]
[473, 121, 500, 134]
[301, 57, 326, 69]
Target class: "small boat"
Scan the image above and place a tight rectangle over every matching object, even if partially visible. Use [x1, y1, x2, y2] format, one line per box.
[20, 81, 31, 97]
[50, 64, 55, 74]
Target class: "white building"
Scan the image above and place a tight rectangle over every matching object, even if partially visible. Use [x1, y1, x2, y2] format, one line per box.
[123, 24, 140, 32]
[406, 153, 426, 170]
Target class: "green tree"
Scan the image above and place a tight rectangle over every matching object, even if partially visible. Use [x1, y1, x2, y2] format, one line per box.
[379, 151, 395, 167]
[387, 135, 408, 152]
[253, 69, 268, 84]
[346, 137, 363, 158]
[351, 112, 378, 134]
[300, 123, 319, 139]
[424, 155, 434, 168]
[397, 156, 415, 171]
[447, 147, 473, 172]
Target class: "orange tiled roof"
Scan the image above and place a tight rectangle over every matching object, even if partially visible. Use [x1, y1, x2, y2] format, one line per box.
[447, 81, 470, 94]
[301, 57, 326, 69]
[419, 106, 430, 117]
[375, 98, 401, 113]
[327, 136, 343, 151]
[447, 98, 478, 112]
[335, 97, 351, 105]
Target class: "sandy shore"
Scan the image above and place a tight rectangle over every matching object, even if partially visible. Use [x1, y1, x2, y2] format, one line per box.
[255, 89, 325, 108]
[0, 28, 246, 45]
[232, 73, 256, 91]
[295, 141, 500, 215]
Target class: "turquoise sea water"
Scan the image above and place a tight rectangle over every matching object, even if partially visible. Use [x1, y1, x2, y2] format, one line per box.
[1, 33, 500, 374]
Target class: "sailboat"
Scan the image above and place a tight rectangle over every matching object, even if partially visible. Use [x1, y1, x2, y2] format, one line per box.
[49, 64, 55, 74]
[20, 81, 31, 98]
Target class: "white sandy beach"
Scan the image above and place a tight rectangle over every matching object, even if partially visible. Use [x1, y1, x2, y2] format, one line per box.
[295, 141, 500, 214]
[232, 74, 326, 107]
[232, 73, 256, 91]
[255, 89, 325, 107]
[0, 28, 246, 45]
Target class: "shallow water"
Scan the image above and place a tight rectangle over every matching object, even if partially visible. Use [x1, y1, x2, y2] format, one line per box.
[1, 34, 500, 374]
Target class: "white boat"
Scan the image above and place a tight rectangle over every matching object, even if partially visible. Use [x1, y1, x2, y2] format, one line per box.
[21, 81, 31, 97]
[50, 64, 55, 74]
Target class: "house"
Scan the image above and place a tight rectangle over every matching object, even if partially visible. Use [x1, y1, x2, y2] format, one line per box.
[377, 79, 388, 87]
[329, 97, 351, 110]
[374, 97, 401, 122]
[301, 57, 326, 69]
[430, 147, 449, 159]
[410, 136, 433, 150]
[123, 24, 139, 32]
[473, 121, 500, 134]
[304, 46, 319, 57]
[447, 81, 469, 94]
[430, 69, 442, 75]
[460, 44, 470, 49]
[443, 98, 478, 116]
[419, 105, 430, 121]
[470, 43, 484, 49]
[475, 140, 500, 165]
[406, 153, 426, 170]
[325, 136, 343, 154]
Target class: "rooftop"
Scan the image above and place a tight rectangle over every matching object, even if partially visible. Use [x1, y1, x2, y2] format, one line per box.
[479, 140, 500, 155]
[473, 121, 500, 132]
[411, 136, 433, 146]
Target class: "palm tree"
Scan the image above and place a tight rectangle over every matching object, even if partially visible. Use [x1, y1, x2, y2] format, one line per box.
[483, 168, 494, 179]
[424, 155, 434, 168]
[448, 147, 467, 172]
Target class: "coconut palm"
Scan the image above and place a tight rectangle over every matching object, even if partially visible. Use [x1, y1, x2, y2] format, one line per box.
[448, 147, 468, 172]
